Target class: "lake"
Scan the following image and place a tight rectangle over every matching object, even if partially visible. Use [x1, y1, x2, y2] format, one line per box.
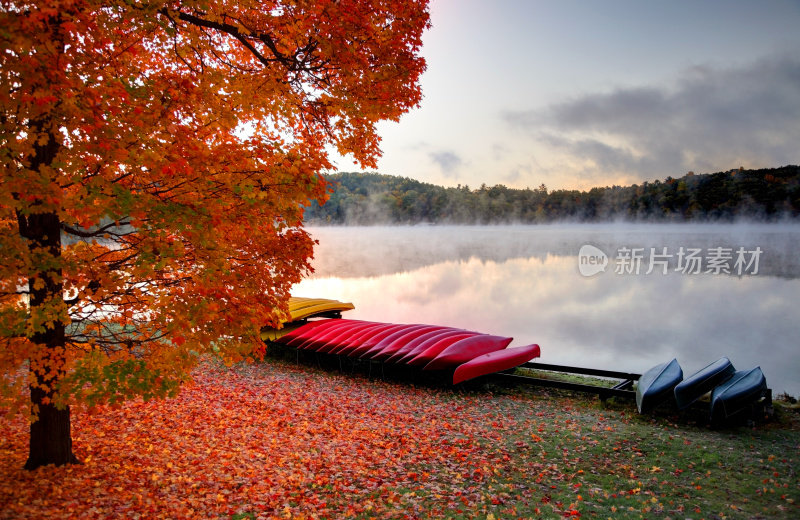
[292, 223, 800, 396]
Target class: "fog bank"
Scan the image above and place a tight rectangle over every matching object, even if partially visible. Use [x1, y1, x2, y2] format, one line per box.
[307, 223, 800, 279]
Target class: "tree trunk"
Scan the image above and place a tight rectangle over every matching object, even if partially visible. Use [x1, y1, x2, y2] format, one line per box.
[25, 387, 79, 470]
[17, 119, 79, 469]
[20, 209, 79, 470]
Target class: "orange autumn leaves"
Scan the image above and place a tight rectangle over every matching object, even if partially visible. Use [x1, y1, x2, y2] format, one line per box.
[1, 0, 430, 422]
[1, 362, 513, 518]
[2, 362, 799, 518]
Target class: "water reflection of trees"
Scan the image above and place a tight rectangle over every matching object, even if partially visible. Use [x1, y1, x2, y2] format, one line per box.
[296, 240, 800, 396]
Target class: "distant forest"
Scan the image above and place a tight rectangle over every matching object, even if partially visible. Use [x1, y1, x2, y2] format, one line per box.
[304, 166, 800, 224]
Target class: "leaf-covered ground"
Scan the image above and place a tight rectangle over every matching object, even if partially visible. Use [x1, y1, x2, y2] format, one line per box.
[1, 360, 798, 519]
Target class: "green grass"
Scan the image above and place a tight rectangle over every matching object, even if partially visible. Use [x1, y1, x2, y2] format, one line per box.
[403, 392, 796, 518]
[256, 352, 800, 518]
[514, 366, 622, 388]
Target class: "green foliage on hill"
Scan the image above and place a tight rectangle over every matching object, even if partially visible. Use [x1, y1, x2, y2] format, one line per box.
[304, 166, 800, 224]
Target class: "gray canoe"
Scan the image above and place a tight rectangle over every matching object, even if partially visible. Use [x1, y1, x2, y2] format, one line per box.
[710, 367, 768, 424]
[674, 357, 736, 410]
[636, 358, 683, 414]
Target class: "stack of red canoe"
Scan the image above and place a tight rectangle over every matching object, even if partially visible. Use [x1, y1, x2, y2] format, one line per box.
[274, 319, 540, 385]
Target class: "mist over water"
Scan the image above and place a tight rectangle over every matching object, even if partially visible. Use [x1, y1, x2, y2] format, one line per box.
[295, 224, 800, 396]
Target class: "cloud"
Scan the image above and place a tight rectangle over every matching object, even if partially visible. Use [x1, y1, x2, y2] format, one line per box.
[428, 150, 464, 178]
[504, 52, 800, 180]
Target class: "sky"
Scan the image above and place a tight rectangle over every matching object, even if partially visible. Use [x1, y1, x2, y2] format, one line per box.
[329, 0, 800, 191]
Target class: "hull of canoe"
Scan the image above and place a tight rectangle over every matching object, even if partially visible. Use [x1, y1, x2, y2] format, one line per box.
[389, 330, 472, 364]
[636, 358, 683, 414]
[674, 357, 736, 410]
[297, 320, 371, 351]
[261, 320, 313, 343]
[423, 335, 513, 371]
[329, 323, 400, 355]
[314, 322, 382, 354]
[278, 319, 350, 348]
[261, 298, 355, 341]
[339, 324, 409, 357]
[384, 329, 454, 364]
[359, 325, 437, 360]
[710, 367, 767, 423]
[406, 332, 478, 367]
[286, 297, 355, 322]
[369, 325, 445, 362]
[452, 344, 541, 384]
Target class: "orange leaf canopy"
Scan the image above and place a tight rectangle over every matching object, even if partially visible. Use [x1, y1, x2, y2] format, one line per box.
[0, 0, 429, 412]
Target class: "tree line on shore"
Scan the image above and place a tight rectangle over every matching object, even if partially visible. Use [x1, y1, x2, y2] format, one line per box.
[304, 165, 800, 224]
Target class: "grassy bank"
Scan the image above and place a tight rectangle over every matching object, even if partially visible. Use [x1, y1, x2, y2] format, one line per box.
[1, 358, 798, 519]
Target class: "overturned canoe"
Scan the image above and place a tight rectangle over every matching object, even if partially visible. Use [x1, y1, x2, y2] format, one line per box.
[338, 324, 410, 357]
[268, 316, 546, 383]
[406, 332, 488, 368]
[330, 323, 403, 356]
[674, 357, 736, 410]
[636, 358, 683, 414]
[297, 320, 373, 351]
[423, 334, 513, 371]
[710, 367, 768, 424]
[369, 325, 446, 362]
[261, 297, 356, 341]
[452, 344, 541, 385]
[358, 324, 438, 360]
[286, 297, 355, 321]
[313, 322, 383, 354]
[278, 319, 359, 348]
[388, 330, 475, 364]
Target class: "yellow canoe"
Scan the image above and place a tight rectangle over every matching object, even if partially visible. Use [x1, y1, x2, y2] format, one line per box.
[261, 297, 355, 341]
[286, 297, 355, 320]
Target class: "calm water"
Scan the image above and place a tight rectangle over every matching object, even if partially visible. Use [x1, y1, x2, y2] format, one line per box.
[293, 224, 800, 396]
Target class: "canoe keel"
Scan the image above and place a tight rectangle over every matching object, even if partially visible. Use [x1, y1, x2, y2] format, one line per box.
[710, 367, 771, 425]
[636, 358, 683, 414]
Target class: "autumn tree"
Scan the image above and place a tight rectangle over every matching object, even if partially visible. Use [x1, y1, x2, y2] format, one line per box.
[0, 0, 429, 469]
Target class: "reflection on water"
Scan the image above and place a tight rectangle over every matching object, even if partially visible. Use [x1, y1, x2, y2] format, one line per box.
[295, 224, 800, 396]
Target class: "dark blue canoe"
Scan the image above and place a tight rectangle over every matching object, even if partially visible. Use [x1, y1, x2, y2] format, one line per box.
[636, 358, 683, 414]
[674, 357, 736, 410]
[710, 367, 768, 424]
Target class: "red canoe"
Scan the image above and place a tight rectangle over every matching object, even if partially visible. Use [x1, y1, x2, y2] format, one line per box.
[399, 332, 476, 366]
[389, 330, 470, 364]
[276, 319, 338, 347]
[357, 324, 430, 359]
[452, 344, 541, 384]
[335, 324, 408, 356]
[385, 329, 456, 364]
[407, 333, 506, 368]
[345, 324, 411, 357]
[297, 320, 371, 351]
[405, 333, 470, 367]
[280, 319, 361, 348]
[314, 322, 382, 354]
[328, 323, 400, 355]
[369, 325, 445, 362]
[270, 316, 541, 385]
[422, 334, 513, 371]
